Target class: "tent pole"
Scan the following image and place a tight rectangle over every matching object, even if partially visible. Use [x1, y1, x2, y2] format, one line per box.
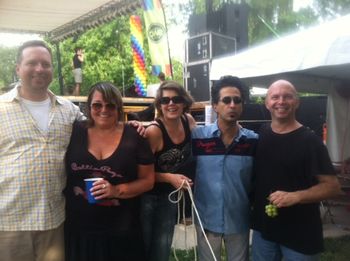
[55, 42, 64, 95]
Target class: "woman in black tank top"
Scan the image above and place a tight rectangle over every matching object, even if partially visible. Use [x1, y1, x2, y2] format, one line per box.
[141, 81, 197, 261]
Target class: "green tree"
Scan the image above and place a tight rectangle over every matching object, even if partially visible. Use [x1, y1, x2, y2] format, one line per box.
[48, 11, 180, 96]
[171, 59, 184, 84]
[313, 0, 350, 19]
[49, 15, 136, 96]
[0, 46, 17, 88]
[248, 0, 316, 45]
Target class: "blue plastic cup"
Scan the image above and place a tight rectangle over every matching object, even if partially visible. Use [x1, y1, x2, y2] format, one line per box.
[84, 178, 103, 204]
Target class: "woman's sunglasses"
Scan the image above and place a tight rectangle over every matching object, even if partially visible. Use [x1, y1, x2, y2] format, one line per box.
[91, 102, 117, 111]
[160, 96, 185, 105]
[219, 96, 243, 105]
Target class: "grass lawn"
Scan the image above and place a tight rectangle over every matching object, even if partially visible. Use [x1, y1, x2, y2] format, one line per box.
[170, 235, 350, 260]
[321, 235, 350, 261]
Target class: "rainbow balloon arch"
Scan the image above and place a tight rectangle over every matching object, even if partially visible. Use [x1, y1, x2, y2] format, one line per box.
[130, 15, 147, 97]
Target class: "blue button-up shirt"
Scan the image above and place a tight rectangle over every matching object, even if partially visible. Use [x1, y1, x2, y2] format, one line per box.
[192, 122, 258, 234]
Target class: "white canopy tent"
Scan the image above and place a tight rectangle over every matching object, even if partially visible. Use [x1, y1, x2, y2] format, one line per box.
[0, 0, 140, 42]
[210, 15, 350, 163]
[210, 14, 350, 94]
[0, 0, 140, 94]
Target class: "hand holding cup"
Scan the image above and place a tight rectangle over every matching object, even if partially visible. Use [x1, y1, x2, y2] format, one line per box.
[84, 178, 103, 204]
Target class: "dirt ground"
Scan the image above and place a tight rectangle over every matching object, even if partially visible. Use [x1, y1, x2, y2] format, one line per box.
[322, 189, 350, 238]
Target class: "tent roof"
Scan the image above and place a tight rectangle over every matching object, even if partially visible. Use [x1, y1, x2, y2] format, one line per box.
[0, 0, 140, 42]
[210, 14, 350, 94]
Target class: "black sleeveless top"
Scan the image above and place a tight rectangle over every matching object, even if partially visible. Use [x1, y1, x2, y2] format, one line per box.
[147, 115, 196, 195]
[64, 120, 154, 232]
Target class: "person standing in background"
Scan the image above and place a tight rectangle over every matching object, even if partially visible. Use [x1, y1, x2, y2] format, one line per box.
[147, 72, 166, 98]
[158, 71, 165, 83]
[72, 47, 84, 96]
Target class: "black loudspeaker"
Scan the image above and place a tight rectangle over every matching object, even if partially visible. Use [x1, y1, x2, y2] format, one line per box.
[188, 14, 207, 36]
[186, 62, 210, 102]
[186, 32, 236, 63]
[211, 33, 236, 57]
[188, 3, 249, 51]
[187, 34, 210, 63]
[206, 11, 222, 34]
[221, 3, 249, 50]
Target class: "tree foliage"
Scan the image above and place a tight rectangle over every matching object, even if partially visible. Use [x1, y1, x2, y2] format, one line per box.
[48, 15, 136, 95]
[0, 46, 17, 88]
[313, 0, 350, 19]
[250, 0, 296, 44]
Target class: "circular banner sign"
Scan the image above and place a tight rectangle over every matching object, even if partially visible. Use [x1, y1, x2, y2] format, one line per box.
[147, 23, 165, 43]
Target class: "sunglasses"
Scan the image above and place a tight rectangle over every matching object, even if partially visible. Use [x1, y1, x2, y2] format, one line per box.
[160, 96, 185, 105]
[91, 102, 117, 111]
[219, 96, 243, 105]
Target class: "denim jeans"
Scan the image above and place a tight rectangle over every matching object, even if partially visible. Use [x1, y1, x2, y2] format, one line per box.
[252, 230, 320, 261]
[141, 193, 177, 261]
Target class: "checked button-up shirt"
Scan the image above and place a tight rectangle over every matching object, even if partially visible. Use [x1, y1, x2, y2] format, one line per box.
[0, 86, 83, 231]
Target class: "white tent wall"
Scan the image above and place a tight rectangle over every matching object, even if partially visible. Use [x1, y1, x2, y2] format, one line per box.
[327, 88, 350, 163]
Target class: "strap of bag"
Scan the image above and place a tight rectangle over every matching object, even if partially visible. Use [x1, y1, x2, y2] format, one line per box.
[168, 180, 217, 261]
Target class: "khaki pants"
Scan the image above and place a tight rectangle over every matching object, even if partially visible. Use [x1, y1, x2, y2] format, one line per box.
[196, 226, 249, 261]
[0, 223, 64, 261]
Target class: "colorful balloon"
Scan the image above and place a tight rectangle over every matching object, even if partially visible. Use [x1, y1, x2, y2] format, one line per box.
[130, 15, 147, 96]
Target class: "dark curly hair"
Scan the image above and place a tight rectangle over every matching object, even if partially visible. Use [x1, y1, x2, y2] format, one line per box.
[211, 75, 248, 104]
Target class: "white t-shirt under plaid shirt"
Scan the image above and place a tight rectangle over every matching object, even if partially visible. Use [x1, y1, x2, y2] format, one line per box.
[0, 86, 83, 231]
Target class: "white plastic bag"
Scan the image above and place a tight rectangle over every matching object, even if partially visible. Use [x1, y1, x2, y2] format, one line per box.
[172, 218, 197, 250]
[169, 182, 198, 261]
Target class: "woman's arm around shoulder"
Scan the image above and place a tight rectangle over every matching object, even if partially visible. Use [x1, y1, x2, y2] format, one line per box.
[145, 123, 163, 154]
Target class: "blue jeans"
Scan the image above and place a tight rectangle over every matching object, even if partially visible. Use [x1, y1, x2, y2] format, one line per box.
[252, 230, 320, 261]
[141, 193, 177, 261]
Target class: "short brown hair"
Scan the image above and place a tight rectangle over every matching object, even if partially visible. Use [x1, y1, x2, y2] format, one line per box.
[17, 40, 52, 64]
[86, 82, 124, 126]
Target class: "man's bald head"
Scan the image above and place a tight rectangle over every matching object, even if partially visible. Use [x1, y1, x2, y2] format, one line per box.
[267, 80, 298, 99]
[265, 79, 300, 123]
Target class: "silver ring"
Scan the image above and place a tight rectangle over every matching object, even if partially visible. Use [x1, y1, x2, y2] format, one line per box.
[102, 184, 106, 189]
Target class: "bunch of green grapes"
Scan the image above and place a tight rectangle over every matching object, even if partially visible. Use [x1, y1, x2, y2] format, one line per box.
[265, 203, 278, 218]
